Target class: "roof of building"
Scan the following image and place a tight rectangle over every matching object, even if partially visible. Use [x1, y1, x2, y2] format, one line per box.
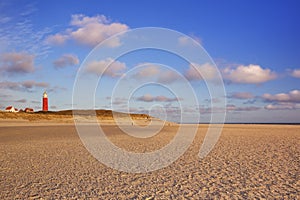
[5, 106, 13, 110]
[25, 108, 34, 112]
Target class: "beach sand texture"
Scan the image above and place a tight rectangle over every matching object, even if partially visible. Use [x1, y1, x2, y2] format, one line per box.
[0, 123, 299, 199]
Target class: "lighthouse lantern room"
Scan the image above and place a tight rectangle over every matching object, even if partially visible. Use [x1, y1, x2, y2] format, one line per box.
[42, 91, 48, 111]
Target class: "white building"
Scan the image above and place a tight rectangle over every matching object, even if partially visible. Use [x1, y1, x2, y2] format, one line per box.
[5, 106, 19, 112]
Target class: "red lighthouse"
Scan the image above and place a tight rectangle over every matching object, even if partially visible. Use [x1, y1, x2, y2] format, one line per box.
[42, 91, 48, 111]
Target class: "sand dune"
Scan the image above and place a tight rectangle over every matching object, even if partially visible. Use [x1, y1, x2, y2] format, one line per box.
[0, 121, 299, 199]
[0, 110, 165, 126]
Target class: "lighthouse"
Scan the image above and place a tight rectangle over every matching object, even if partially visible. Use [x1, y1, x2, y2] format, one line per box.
[42, 91, 48, 111]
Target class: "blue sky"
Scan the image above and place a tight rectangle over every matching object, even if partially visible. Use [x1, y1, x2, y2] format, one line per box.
[0, 0, 300, 123]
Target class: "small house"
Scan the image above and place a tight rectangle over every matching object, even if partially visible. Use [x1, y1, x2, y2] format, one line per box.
[24, 108, 34, 113]
[5, 106, 18, 112]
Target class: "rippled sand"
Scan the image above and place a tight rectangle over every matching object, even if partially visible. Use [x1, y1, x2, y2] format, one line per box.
[0, 123, 299, 199]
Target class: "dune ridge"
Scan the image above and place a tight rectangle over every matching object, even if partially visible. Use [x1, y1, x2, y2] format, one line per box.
[0, 109, 172, 126]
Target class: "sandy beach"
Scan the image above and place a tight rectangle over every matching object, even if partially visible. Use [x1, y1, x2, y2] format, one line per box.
[0, 120, 299, 199]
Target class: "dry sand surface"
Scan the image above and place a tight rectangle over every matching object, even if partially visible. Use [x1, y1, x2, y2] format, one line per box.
[0, 121, 299, 199]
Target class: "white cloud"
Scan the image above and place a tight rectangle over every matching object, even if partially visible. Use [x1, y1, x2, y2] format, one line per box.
[0, 81, 19, 90]
[85, 58, 126, 77]
[262, 90, 300, 103]
[263, 90, 300, 111]
[227, 105, 260, 112]
[157, 70, 181, 84]
[136, 94, 181, 102]
[132, 64, 160, 79]
[45, 34, 69, 45]
[185, 62, 218, 81]
[70, 22, 127, 47]
[0, 4, 51, 58]
[46, 14, 129, 48]
[222, 64, 277, 84]
[291, 69, 300, 78]
[229, 92, 254, 99]
[21, 80, 49, 88]
[53, 54, 79, 68]
[0, 16, 11, 24]
[70, 14, 109, 26]
[132, 64, 181, 84]
[136, 94, 154, 102]
[0, 52, 35, 75]
[155, 95, 181, 102]
[264, 102, 300, 110]
[0, 80, 49, 91]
